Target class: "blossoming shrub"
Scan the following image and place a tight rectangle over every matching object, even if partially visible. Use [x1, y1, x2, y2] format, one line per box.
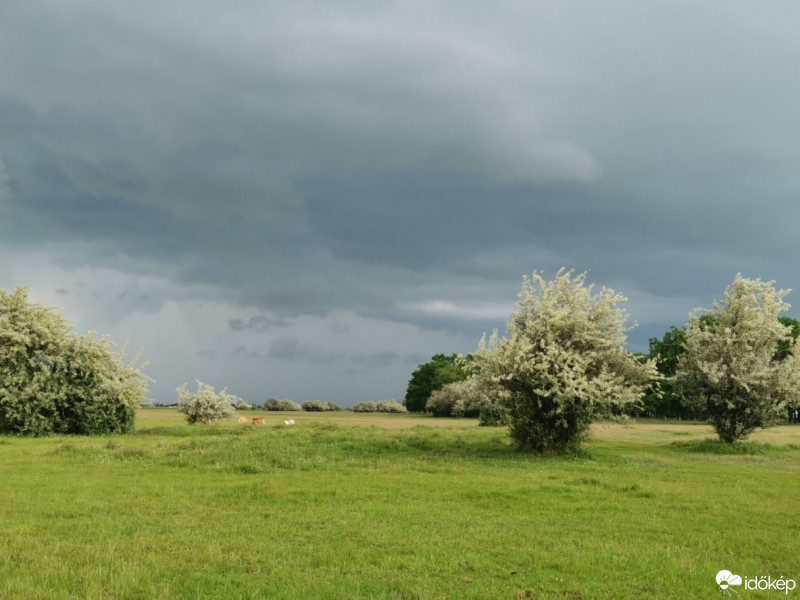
[0, 287, 149, 435]
[176, 381, 238, 424]
[471, 270, 655, 453]
[676, 275, 800, 443]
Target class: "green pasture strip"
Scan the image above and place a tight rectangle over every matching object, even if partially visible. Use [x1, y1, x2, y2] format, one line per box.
[0, 419, 797, 599]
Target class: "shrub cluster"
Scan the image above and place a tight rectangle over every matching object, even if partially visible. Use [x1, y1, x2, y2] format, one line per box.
[264, 398, 302, 411]
[471, 270, 655, 452]
[351, 399, 408, 413]
[676, 275, 800, 443]
[425, 388, 460, 418]
[233, 399, 254, 410]
[301, 400, 341, 412]
[425, 378, 509, 425]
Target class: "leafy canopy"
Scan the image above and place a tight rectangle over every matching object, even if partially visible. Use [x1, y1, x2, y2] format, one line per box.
[404, 353, 468, 412]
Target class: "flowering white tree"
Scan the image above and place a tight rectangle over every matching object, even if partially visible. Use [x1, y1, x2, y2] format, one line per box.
[471, 269, 656, 452]
[676, 275, 800, 443]
[176, 381, 238, 424]
[0, 287, 149, 435]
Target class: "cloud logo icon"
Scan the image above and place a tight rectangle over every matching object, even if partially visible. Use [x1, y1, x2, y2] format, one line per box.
[716, 570, 742, 592]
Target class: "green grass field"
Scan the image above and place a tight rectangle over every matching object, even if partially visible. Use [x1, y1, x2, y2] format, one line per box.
[1, 408, 798, 599]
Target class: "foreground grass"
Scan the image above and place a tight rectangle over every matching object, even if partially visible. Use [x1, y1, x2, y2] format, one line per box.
[0, 410, 798, 599]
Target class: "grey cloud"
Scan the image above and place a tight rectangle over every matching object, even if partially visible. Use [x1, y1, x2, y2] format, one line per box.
[232, 346, 266, 358]
[403, 353, 429, 367]
[229, 314, 290, 333]
[196, 350, 216, 360]
[350, 351, 401, 370]
[267, 338, 341, 365]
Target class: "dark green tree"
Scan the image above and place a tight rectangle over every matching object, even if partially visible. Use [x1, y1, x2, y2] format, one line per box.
[776, 316, 800, 360]
[641, 326, 697, 418]
[641, 317, 725, 420]
[403, 354, 468, 412]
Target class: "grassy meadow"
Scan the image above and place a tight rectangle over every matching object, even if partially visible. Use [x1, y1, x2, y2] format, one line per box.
[1, 408, 798, 599]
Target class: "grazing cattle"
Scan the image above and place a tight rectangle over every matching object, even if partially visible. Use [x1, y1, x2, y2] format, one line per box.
[283, 419, 295, 426]
[252, 416, 265, 425]
[238, 416, 250, 424]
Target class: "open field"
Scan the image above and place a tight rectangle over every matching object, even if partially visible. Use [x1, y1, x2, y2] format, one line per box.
[1, 409, 798, 599]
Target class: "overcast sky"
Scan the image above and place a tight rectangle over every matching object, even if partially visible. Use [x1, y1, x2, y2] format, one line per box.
[2, 1, 800, 406]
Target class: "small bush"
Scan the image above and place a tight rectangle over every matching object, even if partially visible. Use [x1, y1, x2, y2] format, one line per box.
[376, 399, 407, 413]
[425, 389, 457, 417]
[302, 400, 326, 412]
[177, 381, 238, 424]
[264, 398, 302, 411]
[233, 400, 254, 411]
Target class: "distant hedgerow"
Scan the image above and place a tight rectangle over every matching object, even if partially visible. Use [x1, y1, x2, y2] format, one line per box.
[302, 401, 341, 412]
[351, 399, 408, 413]
[264, 398, 302, 411]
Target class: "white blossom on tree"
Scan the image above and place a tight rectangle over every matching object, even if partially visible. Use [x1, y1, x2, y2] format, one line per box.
[676, 274, 800, 443]
[471, 269, 656, 452]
